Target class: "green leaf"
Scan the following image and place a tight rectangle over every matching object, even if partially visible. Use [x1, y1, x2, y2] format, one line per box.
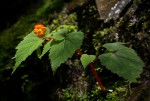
[13, 32, 44, 74]
[99, 42, 144, 82]
[52, 28, 69, 40]
[40, 40, 52, 58]
[81, 54, 95, 69]
[45, 27, 51, 37]
[50, 29, 84, 73]
[102, 42, 126, 51]
[36, 47, 42, 58]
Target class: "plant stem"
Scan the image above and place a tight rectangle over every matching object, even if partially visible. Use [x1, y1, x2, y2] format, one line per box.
[89, 63, 105, 92]
[76, 50, 105, 92]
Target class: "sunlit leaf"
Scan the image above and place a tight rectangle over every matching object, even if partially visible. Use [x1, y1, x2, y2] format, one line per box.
[45, 27, 51, 37]
[52, 28, 69, 40]
[40, 40, 52, 58]
[13, 32, 44, 74]
[50, 28, 84, 73]
[36, 47, 42, 58]
[81, 54, 95, 69]
[99, 42, 144, 82]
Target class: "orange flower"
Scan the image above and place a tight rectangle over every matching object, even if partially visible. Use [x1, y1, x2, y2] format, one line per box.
[33, 23, 46, 38]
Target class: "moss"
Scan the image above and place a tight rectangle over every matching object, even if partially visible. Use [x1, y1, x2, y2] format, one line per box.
[49, 9, 78, 30]
[87, 80, 128, 101]
[57, 85, 88, 101]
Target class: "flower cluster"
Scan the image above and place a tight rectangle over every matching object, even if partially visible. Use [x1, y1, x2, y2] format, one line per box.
[33, 23, 46, 38]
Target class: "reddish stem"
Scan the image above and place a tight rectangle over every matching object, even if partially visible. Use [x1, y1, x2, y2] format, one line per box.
[89, 63, 105, 92]
[76, 50, 105, 92]
[76, 50, 83, 55]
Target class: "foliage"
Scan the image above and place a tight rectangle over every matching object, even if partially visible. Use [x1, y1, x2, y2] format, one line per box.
[13, 32, 45, 73]
[79, 42, 144, 82]
[3, 0, 148, 100]
[12, 23, 145, 101]
[13, 22, 144, 83]
[99, 42, 144, 82]
[13, 26, 84, 74]
[39, 40, 52, 58]
[50, 28, 84, 72]
[0, 0, 64, 69]
[80, 54, 95, 69]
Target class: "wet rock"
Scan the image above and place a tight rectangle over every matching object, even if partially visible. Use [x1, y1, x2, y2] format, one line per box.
[95, 0, 132, 22]
[128, 80, 150, 101]
[95, 0, 118, 19]
[128, 65, 150, 101]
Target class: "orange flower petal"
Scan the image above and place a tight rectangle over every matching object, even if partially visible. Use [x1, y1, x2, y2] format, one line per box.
[33, 23, 46, 38]
[41, 27, 46, 31]
[34, 23, 45, 29]
[33, 29, 39, 33]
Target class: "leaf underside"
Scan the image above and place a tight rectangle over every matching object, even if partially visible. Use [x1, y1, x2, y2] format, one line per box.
[13, 32, 44, 73]
[50, 28, 84, 73]
[99, 42, 144, 82]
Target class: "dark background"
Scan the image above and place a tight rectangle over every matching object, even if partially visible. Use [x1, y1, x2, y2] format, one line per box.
[0, 0, 38, 31]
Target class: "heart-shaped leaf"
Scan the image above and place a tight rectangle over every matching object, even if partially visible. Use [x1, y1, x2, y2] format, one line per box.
[99, 42, 144, 82]
[81, 54, 96, 69]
